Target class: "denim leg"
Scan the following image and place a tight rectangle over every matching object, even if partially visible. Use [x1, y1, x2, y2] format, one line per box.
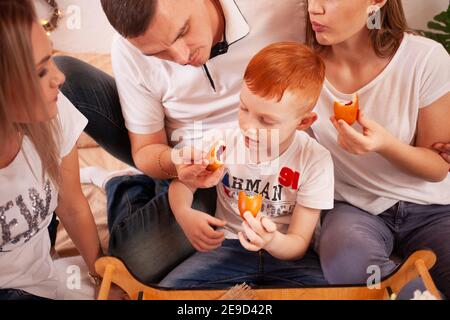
[160, 242, 327, 289]
[54, 56, 134, 166]
[105, 175, 159, 233]
[105, 175, 217, 284]
[263, 249, 328, 287]
[0, 289, 51, 301]
[393, 203, 450, 299]
[159, 240, 260, 289]
[319, 202, 397, 285]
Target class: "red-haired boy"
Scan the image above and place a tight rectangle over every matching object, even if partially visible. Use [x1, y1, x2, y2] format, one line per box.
[162, 42, 334, 288]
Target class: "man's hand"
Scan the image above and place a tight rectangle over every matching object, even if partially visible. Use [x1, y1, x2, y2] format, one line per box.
[173, 146, 225, 189]
[433, 143, 450, 171]
[238, 212, 277, 252]
[177, 208, 227, 252]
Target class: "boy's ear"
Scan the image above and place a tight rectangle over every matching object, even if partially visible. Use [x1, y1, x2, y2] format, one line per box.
[297, 112, 318, 131]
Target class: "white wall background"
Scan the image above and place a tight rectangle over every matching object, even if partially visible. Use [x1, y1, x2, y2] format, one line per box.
[34, 0, 449, 54]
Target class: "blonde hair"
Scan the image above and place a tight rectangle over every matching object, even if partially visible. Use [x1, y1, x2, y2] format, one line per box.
[0, 0, 61, 185]
[305, 0, 411, 58]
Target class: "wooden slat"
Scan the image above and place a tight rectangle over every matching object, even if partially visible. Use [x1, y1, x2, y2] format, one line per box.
[95, 250, 438, 300]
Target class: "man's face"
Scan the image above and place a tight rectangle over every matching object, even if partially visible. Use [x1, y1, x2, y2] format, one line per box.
[129, 0, 216, 67]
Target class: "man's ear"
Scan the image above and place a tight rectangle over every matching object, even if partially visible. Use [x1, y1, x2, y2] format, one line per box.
[297, 112, 318, 131]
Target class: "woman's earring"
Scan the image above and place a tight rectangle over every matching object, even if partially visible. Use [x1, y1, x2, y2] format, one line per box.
[366, 5, 381, 30]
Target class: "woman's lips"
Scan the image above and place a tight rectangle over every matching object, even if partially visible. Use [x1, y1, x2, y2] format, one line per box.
[311, 21, 327, 32]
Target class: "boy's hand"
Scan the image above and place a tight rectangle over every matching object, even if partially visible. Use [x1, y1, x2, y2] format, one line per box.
[177, 208, 227, 253]
[238, 212, 277, 252]
[432, 143, 450, 170]
[330, 112, 392, 155]
[173, 146, 225, 189]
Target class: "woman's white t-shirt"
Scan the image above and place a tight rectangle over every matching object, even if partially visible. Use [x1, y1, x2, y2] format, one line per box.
[0, 93, 87, 299]
[312, 33, 450, 215]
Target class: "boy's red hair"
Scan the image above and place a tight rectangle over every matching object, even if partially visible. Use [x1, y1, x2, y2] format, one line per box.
[244, 42, 325, 105]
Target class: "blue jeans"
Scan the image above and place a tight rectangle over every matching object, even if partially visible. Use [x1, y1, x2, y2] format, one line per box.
[55, 56, 217, 284]
[160, 240, 327, 289]
[319, 201, 450, 299]
[0, 289, 51, 301]
[105, 175, 217, 283]
[54, 56, 134, 166]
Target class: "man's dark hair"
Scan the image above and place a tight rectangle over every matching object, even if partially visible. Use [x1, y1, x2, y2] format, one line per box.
[101, 0, 158, 38]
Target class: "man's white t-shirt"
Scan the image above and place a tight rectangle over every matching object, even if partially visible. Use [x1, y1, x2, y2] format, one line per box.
[214, 130, 334, 239]
[0, 93, 87, 299]
[312, 34, 450, 215]
[111, 0, 307, 145]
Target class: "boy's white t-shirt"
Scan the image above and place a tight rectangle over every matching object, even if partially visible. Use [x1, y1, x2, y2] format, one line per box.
[214, 130, 334, 239]
[0, 93, 87, 299]
[312, 34, 450, 215]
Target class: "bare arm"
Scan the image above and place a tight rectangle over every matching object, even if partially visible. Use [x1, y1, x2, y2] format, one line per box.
[380, 93, 450, 182]
[55, 146, 103, 275]
[129, 129, 177, 179]
[265, 205, 320, 261]
[168, 176, 227, 253]
[168, 179, 197, 216]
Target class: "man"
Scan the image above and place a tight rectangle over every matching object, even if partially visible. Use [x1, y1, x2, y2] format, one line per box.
[55, 0, 309, 284]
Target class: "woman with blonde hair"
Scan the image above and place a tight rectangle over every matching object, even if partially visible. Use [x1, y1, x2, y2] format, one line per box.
[306, 0, 450, 298]
[0, 0, 107, 300]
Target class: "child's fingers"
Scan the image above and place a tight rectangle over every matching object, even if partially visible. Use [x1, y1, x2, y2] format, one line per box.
[207, 215, 227, 228]
[198, 232, 224, 246]
[200, 222, 225, 242]
[193, 237, 222, 252]
[261, 217, 277, 233]
[242, 221, 264, 248]
[243, 212, 264, 236]
[202, 228, 225, 243]
[238, 232, 261, 252]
